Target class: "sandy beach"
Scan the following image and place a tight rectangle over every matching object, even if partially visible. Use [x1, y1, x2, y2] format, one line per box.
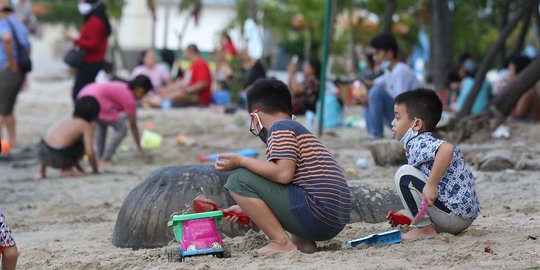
[0, 73, 539, 270]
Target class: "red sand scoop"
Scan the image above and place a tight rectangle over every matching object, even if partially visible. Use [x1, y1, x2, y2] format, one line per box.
[193, 197, 250, 225]
[387, 199, 429, 227]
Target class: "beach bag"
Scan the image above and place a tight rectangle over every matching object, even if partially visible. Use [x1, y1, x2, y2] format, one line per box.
[6, 20, 32, 74]
[63, 48, 85, 68]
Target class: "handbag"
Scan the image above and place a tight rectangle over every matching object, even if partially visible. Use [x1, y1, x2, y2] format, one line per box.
[63, 47, 86, 68]
[6, 19, 32, 74]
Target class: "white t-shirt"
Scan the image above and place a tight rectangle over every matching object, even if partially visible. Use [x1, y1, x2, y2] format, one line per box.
[384, 62, 421, 98]
[130, 63, 170, 90]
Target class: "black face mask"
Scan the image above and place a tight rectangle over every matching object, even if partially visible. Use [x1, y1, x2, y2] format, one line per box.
[257, 128, 268, 144]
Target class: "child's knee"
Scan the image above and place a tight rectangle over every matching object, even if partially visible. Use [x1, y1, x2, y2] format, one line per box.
[394, 165, 416, 186]
[226, 168, 252, 187]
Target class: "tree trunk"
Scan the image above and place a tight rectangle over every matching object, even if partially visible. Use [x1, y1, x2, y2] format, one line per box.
[248, 0, 257, 22]
[431, 0, 453, 92]
[456, 0, 536, 118]
[514, 9, 532, 54]
[348, 5, 357, 76]
[443, 55, 540, 142]
[147, 0, 156, 49]
[382, 0, 395, 34]
[498, 0, 511, 68]
[163, 0, 171, 49]
[535, 5, 540, 40]
[494, 56, 540, 115]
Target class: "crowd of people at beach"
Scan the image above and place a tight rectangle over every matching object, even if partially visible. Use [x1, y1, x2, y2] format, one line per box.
[1, 0, 539, 267]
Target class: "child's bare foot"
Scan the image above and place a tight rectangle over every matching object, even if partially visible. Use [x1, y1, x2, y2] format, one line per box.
[98, 159, 112, 167]
[257, 240, 297, 255]
[402, 224, 437, 241]
[59, 170, 84, 178]
[290, 234, 317, 253]
[34, 173, 45, 180]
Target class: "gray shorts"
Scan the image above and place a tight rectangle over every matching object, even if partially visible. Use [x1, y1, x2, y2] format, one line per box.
[37, 140, 85, 169]
[0, 70, 25, 115]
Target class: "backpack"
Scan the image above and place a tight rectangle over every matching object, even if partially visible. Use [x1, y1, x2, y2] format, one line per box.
[6, 19, 32, 74]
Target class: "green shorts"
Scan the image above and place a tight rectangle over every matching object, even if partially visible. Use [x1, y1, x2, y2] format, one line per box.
[224, 168, 315, 240]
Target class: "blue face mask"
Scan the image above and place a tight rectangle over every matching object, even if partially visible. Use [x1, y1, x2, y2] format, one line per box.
[399, 120, 419, 149]
[380, 61, 390, 71]
[358, 60, 367, 71]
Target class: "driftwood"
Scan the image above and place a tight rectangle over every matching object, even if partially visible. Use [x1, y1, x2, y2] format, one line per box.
[368, 140, 407, 166]
[112, 165, 404, 249]
[478, 149, 516, 171]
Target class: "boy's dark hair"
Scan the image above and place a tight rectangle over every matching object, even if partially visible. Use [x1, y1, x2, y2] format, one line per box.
[161, 49, 176, 68]
[509, 54, 530, 74]
[74, 96, 100, 122]
[247, 79, 292, 116]
[186, 44, 200, 54]
[128, 75, 153, 93]
[103, 61, 114, 73]
[217, 80, 230, 90]
[370, 34, 398, 57]
[307, 57, 321, 80]
[394, 88, 442, 131]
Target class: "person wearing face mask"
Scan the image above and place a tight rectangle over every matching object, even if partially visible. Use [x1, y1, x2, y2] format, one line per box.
[362, 34, 421, 139]
[64, 0, 111, 101]
[389, 88, 479, 241]
[214, 79, 351, 255]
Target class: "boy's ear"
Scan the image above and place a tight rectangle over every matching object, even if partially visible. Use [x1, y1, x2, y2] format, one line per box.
[413, 118, 424, 132]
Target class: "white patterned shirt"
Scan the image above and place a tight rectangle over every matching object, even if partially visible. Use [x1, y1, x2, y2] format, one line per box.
[405, 132, 480, 219]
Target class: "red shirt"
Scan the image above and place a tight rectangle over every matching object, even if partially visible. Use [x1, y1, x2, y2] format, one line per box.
[223, 41, 238, 57]
[189, 57, 212, 106]
[74, 16, 108, 63]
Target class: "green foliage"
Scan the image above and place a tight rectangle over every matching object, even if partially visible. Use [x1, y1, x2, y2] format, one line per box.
[33, 0, 79, 26]
[33, 0, 124, 26]
[450, 0, 498, 59]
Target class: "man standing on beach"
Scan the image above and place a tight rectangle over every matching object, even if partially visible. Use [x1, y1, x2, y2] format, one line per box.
[0, 0, 31, 149]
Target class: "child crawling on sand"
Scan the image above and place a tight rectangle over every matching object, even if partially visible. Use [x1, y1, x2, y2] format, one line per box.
[390, 88, 480, 240]
[36, 96, 100, 179]
[215, 79, 351, 254]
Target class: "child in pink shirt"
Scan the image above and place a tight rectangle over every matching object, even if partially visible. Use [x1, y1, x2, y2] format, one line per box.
[78, 75, 153, 162]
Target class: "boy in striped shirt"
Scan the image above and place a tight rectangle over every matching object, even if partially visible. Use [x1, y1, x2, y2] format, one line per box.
[215, 79, 351, 254]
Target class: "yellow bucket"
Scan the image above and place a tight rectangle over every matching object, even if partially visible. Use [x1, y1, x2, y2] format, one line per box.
[141, 129, 163, 149]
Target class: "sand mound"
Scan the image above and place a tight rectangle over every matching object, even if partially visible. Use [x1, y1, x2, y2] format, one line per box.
[36, 192, 85, 218]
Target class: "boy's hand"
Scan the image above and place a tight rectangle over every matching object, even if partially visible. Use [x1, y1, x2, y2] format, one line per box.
[423, 182, 438, 206]
[222, 205, 244, 223]
[215, 154, 241, 171]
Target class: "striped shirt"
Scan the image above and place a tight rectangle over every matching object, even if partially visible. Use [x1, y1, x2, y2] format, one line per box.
[266, 120, 351, 230]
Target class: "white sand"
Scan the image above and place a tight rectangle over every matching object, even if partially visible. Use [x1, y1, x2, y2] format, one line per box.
[1, 75, 539, 269]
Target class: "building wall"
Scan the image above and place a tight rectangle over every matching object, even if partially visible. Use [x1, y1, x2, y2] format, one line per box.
[153, 4, 242, 52]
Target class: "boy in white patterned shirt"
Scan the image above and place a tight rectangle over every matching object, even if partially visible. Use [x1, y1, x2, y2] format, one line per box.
[390, 88, 480, 240]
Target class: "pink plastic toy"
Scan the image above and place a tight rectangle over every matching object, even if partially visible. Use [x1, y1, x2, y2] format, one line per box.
[167, 211, 224, 262]
[411, 199, 429, 224]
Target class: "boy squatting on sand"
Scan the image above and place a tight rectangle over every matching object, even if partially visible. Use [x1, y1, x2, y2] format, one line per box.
[36, 96, 100, 179]
[215, 79, 352, 254]
[390, 88, 480, 240]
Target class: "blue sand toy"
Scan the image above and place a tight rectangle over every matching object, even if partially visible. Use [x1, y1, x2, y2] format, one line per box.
[347, 229, 402, 248]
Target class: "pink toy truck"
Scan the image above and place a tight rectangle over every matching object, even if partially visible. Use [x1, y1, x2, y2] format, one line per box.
[167, 211, 224, 262]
